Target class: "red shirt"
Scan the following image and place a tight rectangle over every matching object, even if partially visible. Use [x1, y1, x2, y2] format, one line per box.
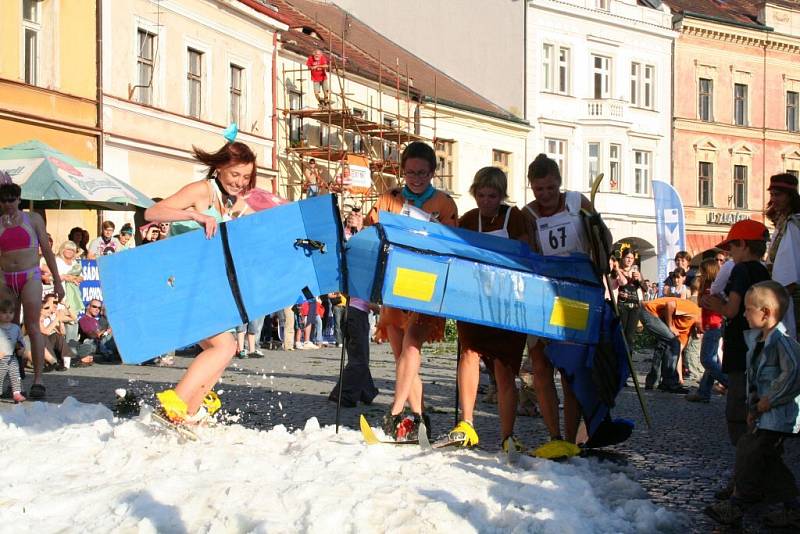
[306, 54, 328, 82]
[700, 288, 723, 330]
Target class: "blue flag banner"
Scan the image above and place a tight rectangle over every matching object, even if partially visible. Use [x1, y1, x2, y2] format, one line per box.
[652, 180, 686, 290]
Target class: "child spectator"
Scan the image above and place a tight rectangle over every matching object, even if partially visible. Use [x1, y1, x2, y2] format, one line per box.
[701, 219, 772, 498]
[705, 281, 800, 528]
[664, 267, 690, 299]
[687, 258, 727, 402]
[0, 299, 26, 402]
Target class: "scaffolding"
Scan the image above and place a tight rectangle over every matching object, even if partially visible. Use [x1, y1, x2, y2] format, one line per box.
[279, 30, 440, 213]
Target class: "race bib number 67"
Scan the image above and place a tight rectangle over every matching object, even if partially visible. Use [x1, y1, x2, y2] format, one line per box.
[538, 220, 579, 255]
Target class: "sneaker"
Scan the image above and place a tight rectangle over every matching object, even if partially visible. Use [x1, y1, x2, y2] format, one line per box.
[237, 350, 247, 359]
[713, 383, 728, 395]
[248, 350, 265, 359]
[12, 392, 26, 403]
[447, 420, 479, 448]
[295, 341, 304, 350]
[685, 392, 710, 403]
[502, 435, 525, 453]
[156, 389, 188, 423]
[704, 501, 743, 525]
[763, 507, 800, 528]
[303, 341, 319, 350]
[381, 410, 407, 441]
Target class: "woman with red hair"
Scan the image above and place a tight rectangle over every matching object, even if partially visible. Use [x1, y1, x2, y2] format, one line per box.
[144, 142, 257, 424]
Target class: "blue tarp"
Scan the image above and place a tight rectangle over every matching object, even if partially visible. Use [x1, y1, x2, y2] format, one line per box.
[99, 195, 343, 364]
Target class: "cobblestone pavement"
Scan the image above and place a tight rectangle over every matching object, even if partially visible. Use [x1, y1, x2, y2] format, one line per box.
[8, 342, 799, 532]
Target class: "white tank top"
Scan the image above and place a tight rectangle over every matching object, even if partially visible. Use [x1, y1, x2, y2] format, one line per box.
[477, 205, 513, 238]
[525, 191, 589, 257]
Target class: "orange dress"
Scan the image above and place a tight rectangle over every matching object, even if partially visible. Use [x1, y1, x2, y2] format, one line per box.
[456, 206, 529, 371]
[366, 188, 458, 343]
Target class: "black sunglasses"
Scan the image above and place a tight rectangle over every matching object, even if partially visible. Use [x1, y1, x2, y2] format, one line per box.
[0, 196, 18, 203]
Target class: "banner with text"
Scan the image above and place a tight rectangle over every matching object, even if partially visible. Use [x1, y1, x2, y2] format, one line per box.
[652, 180, 686, 290]
[80, 259, 103, 309]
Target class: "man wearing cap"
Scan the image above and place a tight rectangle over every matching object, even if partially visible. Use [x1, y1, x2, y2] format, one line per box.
[701, 219, 771, 496]
[766, 172, 800, 340]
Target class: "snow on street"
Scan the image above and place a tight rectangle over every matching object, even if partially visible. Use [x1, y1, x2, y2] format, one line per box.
[0, 398, 683, 533]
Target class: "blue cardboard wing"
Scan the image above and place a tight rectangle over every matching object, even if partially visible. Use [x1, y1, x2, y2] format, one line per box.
[99, 195, 343, 364]
[345, 212, 605, 344]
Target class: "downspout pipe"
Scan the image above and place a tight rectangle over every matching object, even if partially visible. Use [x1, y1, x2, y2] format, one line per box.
[96, 0, 104, 232]
[272, 31, 278, 193]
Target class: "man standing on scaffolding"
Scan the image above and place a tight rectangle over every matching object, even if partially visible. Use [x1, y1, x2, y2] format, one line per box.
[306, 49, 331, 107]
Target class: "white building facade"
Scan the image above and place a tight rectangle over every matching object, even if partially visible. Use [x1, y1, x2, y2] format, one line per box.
[527, 0, 676, 276]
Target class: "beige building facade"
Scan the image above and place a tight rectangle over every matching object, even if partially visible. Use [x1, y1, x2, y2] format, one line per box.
[101, 0, 286, 226]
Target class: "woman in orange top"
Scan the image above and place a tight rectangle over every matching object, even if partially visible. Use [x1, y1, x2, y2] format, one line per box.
[365, 141, 458, 441]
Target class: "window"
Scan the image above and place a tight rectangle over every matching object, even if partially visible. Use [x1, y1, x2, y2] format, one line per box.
[135, 29, 155, 105]
[733, 165, 747, 209]
[698, 78, 713, 121]
[288, 90, 303, 144]
[587, 143, 600, 189]
[557, 48, 570, 94]
[187, 48, 203, 118]
[632, 63, 654, 108]
[643, 65, 654, 109]
[492, 149, 511, 173]
[22, 0, 40, 85]
[383, 116, 398, 161]
[698, 162, 713, 207]
[435, 139, 455, 191]
[542, 44, 553, 92]
[631, 63, 655, 108]
[787, 91, 799, 132]
[542, 44, 570, 94]
[608, 144, 620, 192]
[788, 170, 799, 178]
[545, 138, 567, 176]
[592, 55, 611, 99]
[734, 84, 748, 126]
[229, 65, 244, 126]
[633, 150, 650, 195]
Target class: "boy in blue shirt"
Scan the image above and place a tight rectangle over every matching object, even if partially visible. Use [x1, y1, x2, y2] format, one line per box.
[705, 281, 800, 528]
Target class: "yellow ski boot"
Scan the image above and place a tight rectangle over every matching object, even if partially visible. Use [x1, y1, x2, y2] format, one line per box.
[155, 389, 188, 423]
[531, 437, 581, 460]
[448, 420, 479, 448]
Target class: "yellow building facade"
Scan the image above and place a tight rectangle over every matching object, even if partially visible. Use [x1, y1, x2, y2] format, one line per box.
[0, 0, 99, 235]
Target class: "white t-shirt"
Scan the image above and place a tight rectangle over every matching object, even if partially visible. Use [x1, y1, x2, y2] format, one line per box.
[772, 217, 800, 340]
[710, 260, 735, 296]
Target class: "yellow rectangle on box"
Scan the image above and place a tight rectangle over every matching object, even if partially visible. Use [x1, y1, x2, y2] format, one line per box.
[392, 267, 438, 302]
[549, 296, 589, 331]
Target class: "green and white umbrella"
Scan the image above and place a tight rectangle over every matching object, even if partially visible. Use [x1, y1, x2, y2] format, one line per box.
[0, 140, 154, 210]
